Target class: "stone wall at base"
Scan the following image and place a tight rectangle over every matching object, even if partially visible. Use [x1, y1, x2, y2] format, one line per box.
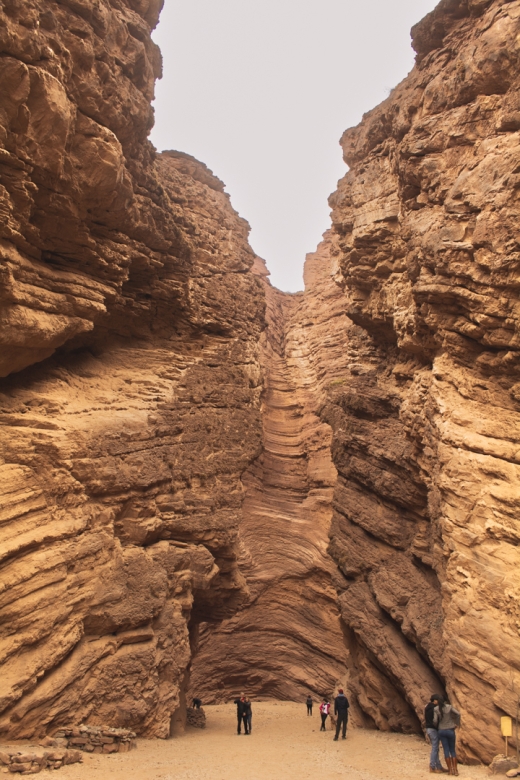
[50, 725, 137, 754]
[0, 746, 82, 773]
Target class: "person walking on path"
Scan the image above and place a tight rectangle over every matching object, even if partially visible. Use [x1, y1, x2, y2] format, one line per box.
[333, 689, 350, 740]
[319, 699, 330, 732]
[425, 694, 447, 773]
[434, 697, 461, 775]
[233, 694, 247, 735]
[244, 697, 252, 734]
[306, 695, 313, 716]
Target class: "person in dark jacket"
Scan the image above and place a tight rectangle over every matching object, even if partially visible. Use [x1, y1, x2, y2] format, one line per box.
[333, 689, 350, 740]
[306, 695, 313, 715]
[243, 697, 252, 734]
[233, 694, 246, 734]
[425, 694, 447, 773]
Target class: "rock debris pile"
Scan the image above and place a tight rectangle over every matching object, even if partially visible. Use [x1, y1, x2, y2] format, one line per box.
[49, 725, 137, 753]
[186, 708, 206, 729]
[0, 746, 82, 774]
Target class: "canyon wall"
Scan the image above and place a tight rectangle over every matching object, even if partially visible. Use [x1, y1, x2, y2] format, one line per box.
[0, 0, 519, 767]
[326, 0, 520, 763]
[189, 250, 352, 707]
[0, 0, 265, 740]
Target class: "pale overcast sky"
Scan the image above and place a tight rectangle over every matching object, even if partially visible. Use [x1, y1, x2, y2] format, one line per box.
[151, 0, 439, 292]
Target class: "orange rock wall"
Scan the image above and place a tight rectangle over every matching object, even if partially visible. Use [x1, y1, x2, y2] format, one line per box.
[0, 0, 265, 740]
[189, 250, 352, 706]
[0, 0, 519, 765]
[326, 0, 520, 763]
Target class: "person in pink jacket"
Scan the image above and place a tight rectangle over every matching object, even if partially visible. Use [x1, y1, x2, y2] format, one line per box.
[319, 699, 330, 732]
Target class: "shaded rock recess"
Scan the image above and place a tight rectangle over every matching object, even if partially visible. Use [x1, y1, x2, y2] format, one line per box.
[0, 0, 519, 766]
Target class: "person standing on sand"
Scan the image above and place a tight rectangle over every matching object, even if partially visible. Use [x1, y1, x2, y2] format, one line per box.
[306, 695, 313, 716]
[233, 693, 246, 735]
[434, 697, 461, 776]
[243, 697, 252, 734]
[425, 694, 447, 773]
[319, 699, 330, 731]
[333, 688, 350, 741]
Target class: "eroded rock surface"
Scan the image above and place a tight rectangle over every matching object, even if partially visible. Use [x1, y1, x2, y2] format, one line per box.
[0, 0, 264, 740]
[327, 0, 520, 762]
[190, 249, 351, 705]
[1, 0, 519, 766]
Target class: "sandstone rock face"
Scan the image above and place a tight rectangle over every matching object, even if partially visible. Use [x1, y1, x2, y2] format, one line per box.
[0, 0, 168, 377]
[0, 0, 264, 740]
[327, 0, 520, 763]
[1, 0, 519, 766]
[189, 249, 352, 707]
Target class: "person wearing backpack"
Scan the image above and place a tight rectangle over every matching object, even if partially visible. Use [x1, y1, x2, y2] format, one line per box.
[319, 699, 330, 731]
[434, 697, 461, 775]
[425, 694, 447, 773]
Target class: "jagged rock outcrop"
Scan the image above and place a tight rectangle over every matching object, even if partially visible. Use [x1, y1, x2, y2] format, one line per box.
[326, 0, 520, 763]
[1, 0, 519, 766]
[0, 0, 264, 740]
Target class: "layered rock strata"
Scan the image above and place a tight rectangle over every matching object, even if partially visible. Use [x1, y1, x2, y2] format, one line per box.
[0, 0, 264, 740]
[0, 0, 519, 767]
[189, 250, 351, 705]
[326, 0, 520, 763]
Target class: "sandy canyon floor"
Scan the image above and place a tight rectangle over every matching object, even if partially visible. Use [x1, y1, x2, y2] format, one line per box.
[4, 702, 493, 780]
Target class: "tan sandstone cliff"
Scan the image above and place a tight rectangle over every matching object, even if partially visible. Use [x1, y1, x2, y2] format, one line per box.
[0, 0, 264, 740]
[189, 253, 351, 708]
[0, 0, 519, 766]
[325, 0, 520, 763]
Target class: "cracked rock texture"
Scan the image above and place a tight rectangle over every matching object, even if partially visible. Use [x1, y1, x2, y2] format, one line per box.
[327, 0, 520, 764]
[189, 246, 353, 708]
[0, 0, 264, 740]
[0, 0, 519, 766]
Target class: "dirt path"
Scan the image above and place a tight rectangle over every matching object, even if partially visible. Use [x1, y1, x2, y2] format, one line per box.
[11, 702, 491, 780]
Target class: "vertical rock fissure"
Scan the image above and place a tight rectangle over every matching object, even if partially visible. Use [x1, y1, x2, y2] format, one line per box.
[189, 257, 350, 701]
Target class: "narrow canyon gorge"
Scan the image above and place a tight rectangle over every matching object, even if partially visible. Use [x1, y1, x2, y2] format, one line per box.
[0, 0, 519, 768]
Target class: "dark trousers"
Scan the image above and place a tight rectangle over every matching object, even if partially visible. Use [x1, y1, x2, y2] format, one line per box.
[237, 714, 243, 733]
[241, 714, 249, 734]
[335, 712, 348, 738]
[320, 713, 327, 731]
[307, 704, 312, 715]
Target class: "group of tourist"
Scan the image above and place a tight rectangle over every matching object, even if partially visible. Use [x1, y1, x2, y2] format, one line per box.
[233, 689, 350, 740]
[307, 688, 461, 773]
[306, 689, 351, 741]
[231, 687, 461, 775]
